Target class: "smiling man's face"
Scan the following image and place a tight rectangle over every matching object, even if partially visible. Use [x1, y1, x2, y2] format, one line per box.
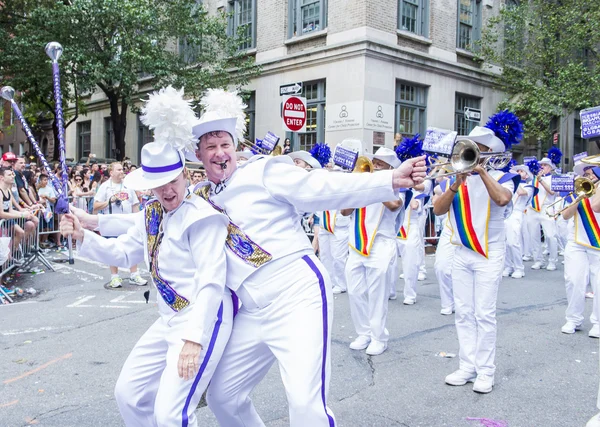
[195, 132, 237, 184]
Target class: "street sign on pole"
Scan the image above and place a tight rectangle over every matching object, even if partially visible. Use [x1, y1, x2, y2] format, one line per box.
[280, 82, 303, 96]
[282, 96, 307, 133]
[464, 107, 482, 122]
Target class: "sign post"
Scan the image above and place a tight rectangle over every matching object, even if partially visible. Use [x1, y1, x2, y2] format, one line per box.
[282, 96, 307, 133]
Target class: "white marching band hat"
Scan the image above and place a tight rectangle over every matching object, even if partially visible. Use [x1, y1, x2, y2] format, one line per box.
[539, 157, 557, 170]
[125, 143, 186, 191]
[288, 150, 322, 169]
[509, 164, 532, 179]
[367, 147, 401, 169]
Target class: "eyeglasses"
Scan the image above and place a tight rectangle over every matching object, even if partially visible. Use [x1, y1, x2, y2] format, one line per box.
[75, 178, 83, 182]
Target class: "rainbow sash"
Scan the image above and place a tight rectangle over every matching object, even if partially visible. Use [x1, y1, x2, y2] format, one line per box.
[322, 211, 335, 234]
[349, 204, 384, 256]
[576, 198, 600, 250]
[451, 184, 487, 258]
[530, 177, 541, 212]
[397, 225, 408, 239]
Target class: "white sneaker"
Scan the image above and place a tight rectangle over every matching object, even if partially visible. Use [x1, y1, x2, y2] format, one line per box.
[473, 374, 494, 393]
[440, 307, 454, 315]
[445, 369, 476, 386]
[129, 274, 148, 286]
[546, 263, 557, 271]
[502, 268, 512, 277]
[349, 335, 371, 350]
[531, 262, 544, 270]
[543, 249, 550, 256]
[522, 255, 533, 262]
[403, 298, 416, 305]
[511, 271, 524, 279]
[590, 325, 600, 338]
[586, 412, 600, 427]
[399, 273, 405, 279]
[108, 276, 123, 288]
[586, 292, 595, 299]
[559, 250, 565, 256]
[389, 293, 397, 300]
[561, 322, 582, 334]
[365, 340, 387, 356]
[332, 286, 345, 294]
[418, 272, 426, 281]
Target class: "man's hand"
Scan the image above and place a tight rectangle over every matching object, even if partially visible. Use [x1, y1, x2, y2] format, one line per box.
[178, 340, 202, 380]
[392, 155, 428, 189]
[70, 204, 99, 230]
[60, 213, 84, 241]
[450, 173, 468, 191]
[472, 164, 486, 175]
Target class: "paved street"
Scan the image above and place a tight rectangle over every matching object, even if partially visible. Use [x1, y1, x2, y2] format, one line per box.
[1, 252, 598, 427]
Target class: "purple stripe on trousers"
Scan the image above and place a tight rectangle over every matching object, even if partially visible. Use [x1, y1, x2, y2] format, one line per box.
[231, 291, 239, 318]
[181, 302, 224, 427]
[302, 255, 336, 427]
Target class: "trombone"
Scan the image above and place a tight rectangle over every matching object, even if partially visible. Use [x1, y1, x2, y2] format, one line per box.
[545, 176, 598, 218]
[425, 138, 513, 179]
[238, 138, 273, 155]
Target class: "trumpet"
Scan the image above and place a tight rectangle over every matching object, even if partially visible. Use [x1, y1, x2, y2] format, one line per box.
[352, 156, 374, 173]
[546, 176, 598, 218]
[425, 138, 513, 179]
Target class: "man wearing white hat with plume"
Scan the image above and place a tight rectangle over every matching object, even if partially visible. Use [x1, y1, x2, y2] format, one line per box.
[341, 147, 405, 356]
[60, 87, 234, 426]
[86, 88, 426, 426]
[503, 164, 535, 279]
[434, 111, 522, 394]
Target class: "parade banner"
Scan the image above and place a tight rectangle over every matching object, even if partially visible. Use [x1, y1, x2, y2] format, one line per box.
[333, 144, 358, 171]
[551, 174, 574, 192]
[581, 106, 600, 139]
[422, 127, 456, 156]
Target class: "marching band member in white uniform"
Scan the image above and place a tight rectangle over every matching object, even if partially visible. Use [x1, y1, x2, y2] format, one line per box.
[61, 87, 233, 427]
[503, 164, 535, 279]
[397, 190, 424, 305]
[433, 177, 456, 315]
[528, 148, 562, 270]
[319, 209, 350, 294]
[560, 165, 600, 337]
[85, 89, 427, 427]
[342, 147, 404, 356]
[434, 111, 522, 394]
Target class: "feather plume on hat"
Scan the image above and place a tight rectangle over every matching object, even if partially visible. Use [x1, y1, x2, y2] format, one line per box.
[526, 158, 540, 175]
[140, 86, 198, 152]
[547, 146, 562, 166]
[485, 110, 524, 150]
[200, 89, 247, 142]
[309, 143, 332, 167]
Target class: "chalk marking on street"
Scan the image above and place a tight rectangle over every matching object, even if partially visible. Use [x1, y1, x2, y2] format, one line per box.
[54, 264, 105, 280]
[110, 293, 147, 304]
[3, 353, 73, 385]
[0, 301, 38, 308]
[73, 254, 149, 275]
[99, 305, 130, 309]
[67, 295, 95, 308]
[0, 399, 18, 408]
[2, 326, 72, 336]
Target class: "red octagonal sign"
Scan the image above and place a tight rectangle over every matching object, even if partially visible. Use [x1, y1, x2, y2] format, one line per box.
[282, 96, 307, 132]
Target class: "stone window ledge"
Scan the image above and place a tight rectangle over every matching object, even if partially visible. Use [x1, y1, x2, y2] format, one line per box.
[396, 30, 433, 46]
[456, 48, 477, 59]
[284, 29, 328, 46]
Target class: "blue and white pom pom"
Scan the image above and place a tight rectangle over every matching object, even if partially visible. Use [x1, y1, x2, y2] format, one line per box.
[140, 86, 198, 152]
[485, 110, 524, 150]
[548, 146, 563, 166]
[526, 158, 540, 175]
[395, 134, 423, 163]
[309, 142, 332, 167]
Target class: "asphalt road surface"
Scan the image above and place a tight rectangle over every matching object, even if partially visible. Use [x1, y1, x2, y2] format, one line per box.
[1, 251, 598, 427]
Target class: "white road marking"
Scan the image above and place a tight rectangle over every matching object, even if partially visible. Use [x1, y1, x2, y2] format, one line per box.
[110, 293, 147, 304]
[73, 254, 149, 275]
[2, 326, 72, 336]
[67, 295, 96, 307]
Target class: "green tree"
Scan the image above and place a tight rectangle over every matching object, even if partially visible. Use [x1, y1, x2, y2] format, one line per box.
[479, 0, 600, 141]
[0, 0, 259, 160]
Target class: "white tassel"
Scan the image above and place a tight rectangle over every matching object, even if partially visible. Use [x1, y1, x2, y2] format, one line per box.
[200, 89, 247, 142]
[140, 86, 198, 151]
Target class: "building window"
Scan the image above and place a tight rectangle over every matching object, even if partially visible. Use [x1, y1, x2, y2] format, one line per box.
[243, 91, 256, 145]
[455, 94, 480, 135]
[294, 80, 326, 151]
[179, 38, 200, 64]
[19, 142, 24, 155]
[77, 121, 91, 160]
[288, 0, 327, 38]
[457, 0, 481, 51]
[395, 81, 427, 138]
[137, 114, 153, 164]
[398, 0, 429, 37]
[228, 0, 256, 50]
[574, 119, 585, 157]
[104, 117, 116, 159]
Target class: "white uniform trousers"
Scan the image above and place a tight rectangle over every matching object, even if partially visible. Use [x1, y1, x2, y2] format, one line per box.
[522, 210, 533, 257]
[207, 254, 336, 427]
[115, 297, 233, 427]
[529, 210, 558, 264]
[398, 222, 424, 302]
[563, 241, 600, 326]
[556, 216, 568, 252]
[452, 243, 504, 376]
[418, 212, 427, 275]
[434, 227, 455, 311]
[505, 211, 525, 274]
[318, 227, 349, 291]
[345, 237, 395, 343]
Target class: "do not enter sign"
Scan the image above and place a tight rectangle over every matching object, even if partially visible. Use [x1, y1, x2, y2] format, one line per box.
[282, 96, 307, 133]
